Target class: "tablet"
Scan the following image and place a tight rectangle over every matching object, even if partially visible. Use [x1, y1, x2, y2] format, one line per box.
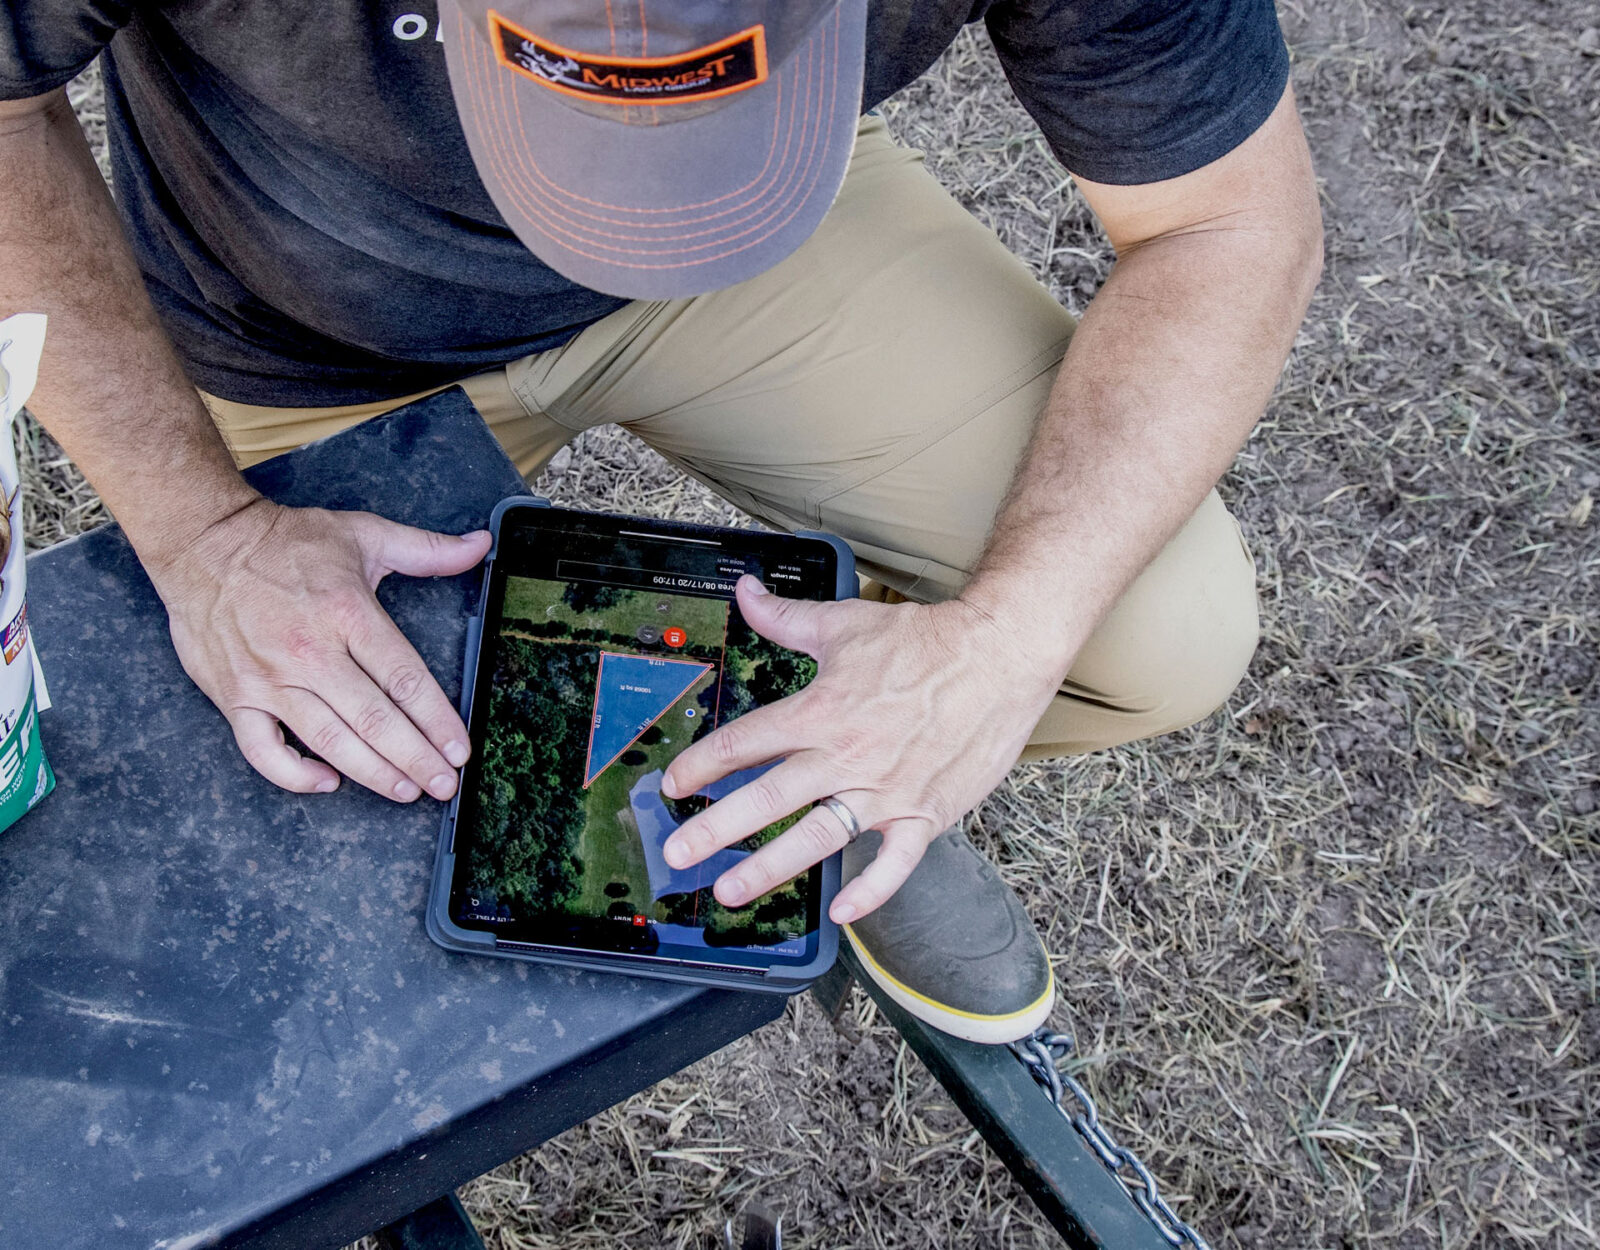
[426, 498, 854, 992]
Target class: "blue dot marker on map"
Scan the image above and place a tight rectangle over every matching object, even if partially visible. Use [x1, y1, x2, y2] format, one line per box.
[583, 652, 713, 788]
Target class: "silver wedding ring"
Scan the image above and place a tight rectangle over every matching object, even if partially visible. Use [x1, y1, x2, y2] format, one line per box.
[818, 795, 862, 843]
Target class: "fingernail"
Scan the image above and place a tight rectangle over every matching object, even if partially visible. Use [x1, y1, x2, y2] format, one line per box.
[744, 576, 770, 596]
[428, 773, 456, 800]
[664, 839, 688, 869]
[444, 739, 469, 768]
[315, 777, 339, 794]
[394, 779, 422, 801]
[461, 530, 489, 543]
[660, 773, 679, 798]
[832, 902, 857, 925]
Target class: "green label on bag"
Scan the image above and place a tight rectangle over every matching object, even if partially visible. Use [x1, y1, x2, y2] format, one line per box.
[0, 685, 54, 828]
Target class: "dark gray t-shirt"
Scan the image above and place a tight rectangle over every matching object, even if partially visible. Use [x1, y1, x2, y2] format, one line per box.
[1, 2, 1289, 405]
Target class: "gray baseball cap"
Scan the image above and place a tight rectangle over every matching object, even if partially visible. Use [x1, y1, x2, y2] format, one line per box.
[440, 0, 868, 300]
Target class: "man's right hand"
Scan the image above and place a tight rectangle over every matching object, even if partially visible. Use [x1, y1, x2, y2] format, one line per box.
[150, 499, 492, 801]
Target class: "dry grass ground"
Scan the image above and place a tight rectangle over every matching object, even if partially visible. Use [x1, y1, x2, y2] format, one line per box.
[31, 1, 1597, 1245]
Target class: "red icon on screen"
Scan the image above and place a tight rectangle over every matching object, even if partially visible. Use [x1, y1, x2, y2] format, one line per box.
[632, 914, 649, 927]
[663, 627, 686, 648]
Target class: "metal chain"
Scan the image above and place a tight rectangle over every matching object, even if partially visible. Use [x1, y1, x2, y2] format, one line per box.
[1009, 1029, 1213, 1250]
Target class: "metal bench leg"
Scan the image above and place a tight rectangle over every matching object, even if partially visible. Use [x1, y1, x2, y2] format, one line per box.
[835, 944, 1176, 1250]
[808, 953, 856, 1021]
[374, 1193, 486, 1250]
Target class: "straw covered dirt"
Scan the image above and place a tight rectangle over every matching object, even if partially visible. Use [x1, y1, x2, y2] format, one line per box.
[35, 0, 1599, 1245]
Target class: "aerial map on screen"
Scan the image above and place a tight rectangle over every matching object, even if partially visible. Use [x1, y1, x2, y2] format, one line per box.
[456, 575, 818, 953]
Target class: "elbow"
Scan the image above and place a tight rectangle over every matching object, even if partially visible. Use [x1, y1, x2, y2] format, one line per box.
[1285, 190, 1326, 312]
[1248, 200, 1323, 330]
[1297, 215, 1326, 307]
[1237, 205, 1323, 331]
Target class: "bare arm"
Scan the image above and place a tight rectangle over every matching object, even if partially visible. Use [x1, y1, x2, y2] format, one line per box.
[661, 85, 1322, 921]
[0, 89, 491, 802]
[962, 86, 1323, 673]
[0, 89, 259, 560]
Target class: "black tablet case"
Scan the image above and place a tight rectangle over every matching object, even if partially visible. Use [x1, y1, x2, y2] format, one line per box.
[427, 498, 855, 991]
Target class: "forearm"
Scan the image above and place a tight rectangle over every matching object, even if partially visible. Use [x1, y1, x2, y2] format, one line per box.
[962, 221, 1321, 676]
[0, 90, 258, 569]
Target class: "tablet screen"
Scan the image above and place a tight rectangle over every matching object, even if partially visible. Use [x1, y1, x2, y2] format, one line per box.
[447, 507, 838, 971]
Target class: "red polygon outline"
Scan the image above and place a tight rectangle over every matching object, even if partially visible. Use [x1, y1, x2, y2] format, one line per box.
[582, 651, 713, 788]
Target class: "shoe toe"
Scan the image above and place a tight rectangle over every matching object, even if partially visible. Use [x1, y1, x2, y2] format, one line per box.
[842, 828, 1055, 1042]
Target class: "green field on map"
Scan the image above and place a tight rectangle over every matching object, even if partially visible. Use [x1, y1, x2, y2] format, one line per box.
[501, 576, 727, 659]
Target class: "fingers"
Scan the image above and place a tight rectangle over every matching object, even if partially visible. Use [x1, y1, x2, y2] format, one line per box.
[734, 575, 832, 655]
[314, 659, 460, 800]
[713, 799, 857, 909]
[361, 516, 490, 581]
[709, 801, 935, 922]
[828, 824, 930, 924]
[661, 582, 852, 801]
[663, 759, 827, 869]
[230, 707, 340, 794]
[662, 696, 807, 799]
[167, 504, 487, 804]
[327, 520, 480, 793]
[276, 685, 429, 803]
[349, 612, 471, 770]
[227, 644, 461, 803]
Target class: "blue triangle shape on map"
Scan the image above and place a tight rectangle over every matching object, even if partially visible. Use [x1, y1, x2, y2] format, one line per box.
[584, 652, 713, 788]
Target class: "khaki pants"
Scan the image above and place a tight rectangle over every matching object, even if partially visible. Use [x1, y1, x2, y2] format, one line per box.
[202, 116, 1258, 760]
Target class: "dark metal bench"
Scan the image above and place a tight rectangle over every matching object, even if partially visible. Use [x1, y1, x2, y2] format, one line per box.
[0, 392, 782, 1249]
[0, 390, 1194, 1249]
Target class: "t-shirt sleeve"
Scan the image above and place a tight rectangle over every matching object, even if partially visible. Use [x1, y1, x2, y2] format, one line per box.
[0, 0, 133, 100]
[984, 0, 1290, 185]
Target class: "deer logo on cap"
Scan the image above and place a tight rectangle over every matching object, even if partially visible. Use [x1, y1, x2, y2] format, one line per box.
[512, 41, 594, 90]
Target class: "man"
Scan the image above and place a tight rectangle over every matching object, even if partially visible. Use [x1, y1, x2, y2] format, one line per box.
[0, 0, 1320, 1043]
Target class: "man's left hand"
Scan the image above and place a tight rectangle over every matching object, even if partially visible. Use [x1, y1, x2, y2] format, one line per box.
[660, 575, 1057, 924]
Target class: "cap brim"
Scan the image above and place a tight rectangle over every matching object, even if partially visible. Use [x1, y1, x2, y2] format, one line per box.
[441, 0, 867, 300]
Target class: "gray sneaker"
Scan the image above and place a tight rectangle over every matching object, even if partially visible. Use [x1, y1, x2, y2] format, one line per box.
[841, 827, 1055, 1044]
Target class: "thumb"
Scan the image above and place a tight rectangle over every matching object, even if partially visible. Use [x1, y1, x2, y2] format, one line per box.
[360, 516, 491, 581]
[735, 574, 831, 656]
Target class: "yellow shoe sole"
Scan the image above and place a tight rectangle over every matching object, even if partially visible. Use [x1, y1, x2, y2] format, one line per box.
[843, 922, 1056, 1045]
